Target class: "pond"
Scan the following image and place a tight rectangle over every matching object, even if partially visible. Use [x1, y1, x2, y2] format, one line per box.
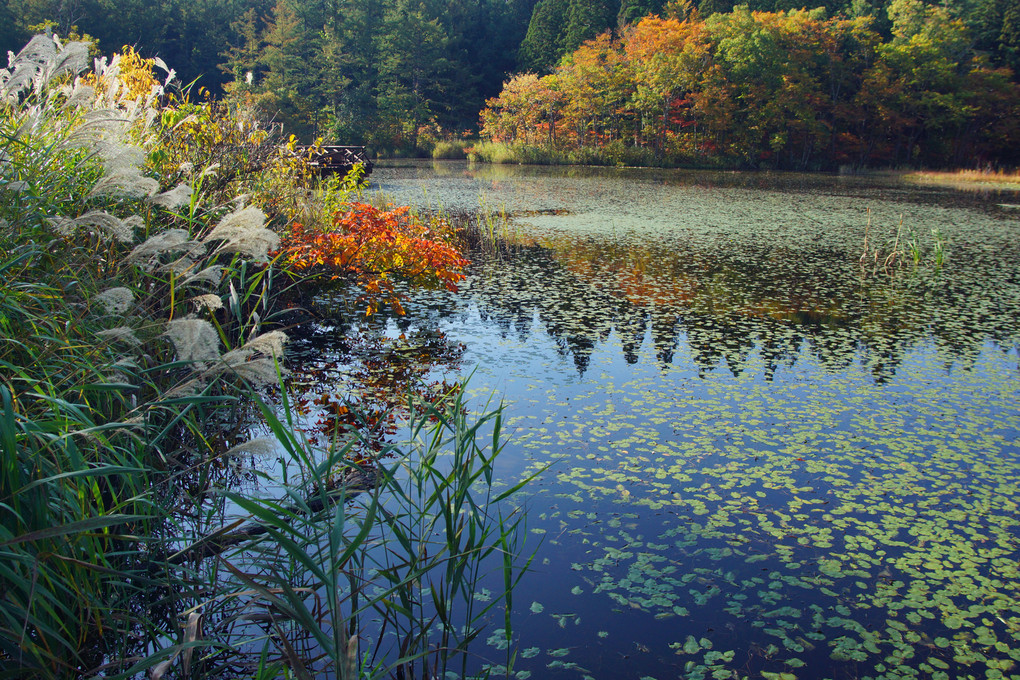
[301, 161, 1020, 680]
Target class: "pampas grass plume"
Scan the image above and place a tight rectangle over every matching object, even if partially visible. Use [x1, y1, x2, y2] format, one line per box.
[203, 205, 280, 264]
[95, 287, 135, 314]
[164, 318, 221, 365]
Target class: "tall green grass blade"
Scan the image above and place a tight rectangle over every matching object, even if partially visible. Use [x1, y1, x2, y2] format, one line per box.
[0, 514, 151, 547]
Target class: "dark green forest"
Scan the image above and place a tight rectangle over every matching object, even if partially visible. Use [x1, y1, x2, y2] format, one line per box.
[2, 0, 1017, 160]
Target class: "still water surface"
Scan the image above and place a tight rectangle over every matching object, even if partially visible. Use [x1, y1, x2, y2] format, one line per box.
[320, 161, 1020, 680]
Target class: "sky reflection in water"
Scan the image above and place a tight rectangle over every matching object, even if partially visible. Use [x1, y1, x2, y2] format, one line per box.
[345, 161, 1020, 680]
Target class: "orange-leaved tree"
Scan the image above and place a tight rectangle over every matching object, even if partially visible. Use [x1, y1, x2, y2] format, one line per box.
[278, 202, 468, 315]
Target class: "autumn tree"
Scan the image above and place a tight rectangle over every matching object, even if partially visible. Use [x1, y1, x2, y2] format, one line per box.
[622, 16, 707, 153]
[557, 32, 633, 147]
[278, 202, 468, 315]
[481, 71, 563, 146]
[855, 0, 973, 164]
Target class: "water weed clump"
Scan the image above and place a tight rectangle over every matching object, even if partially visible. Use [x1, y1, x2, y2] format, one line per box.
[454, 197, 532, 260]
[859, 209, 949, 278]
[0, 34, 530, 679]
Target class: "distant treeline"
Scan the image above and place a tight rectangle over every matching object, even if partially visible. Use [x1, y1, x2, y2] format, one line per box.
[518, 0, 1019, 75]
[1, 0, 1017, 160]
[482, 2, 1020, 169]
[0, 0, 539, 148]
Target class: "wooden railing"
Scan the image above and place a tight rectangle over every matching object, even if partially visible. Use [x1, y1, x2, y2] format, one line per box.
[294, 145, 374, 176]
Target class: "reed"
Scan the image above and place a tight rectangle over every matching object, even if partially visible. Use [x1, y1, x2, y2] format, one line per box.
[903, 168, 1020, 188]
[184, 385, 539, 679]
[431, 139, 472, 160]
[446, 197, 527, 263]
[859, 210, 948, 278]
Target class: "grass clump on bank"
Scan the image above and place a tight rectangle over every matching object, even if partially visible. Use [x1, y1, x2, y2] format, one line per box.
[1, 34, 532, 679]
[468, 140, 712, 168]
[898, 168, 1020, 190]
[431, 138, 473, 159]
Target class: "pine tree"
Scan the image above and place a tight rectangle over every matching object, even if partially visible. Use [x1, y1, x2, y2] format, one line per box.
[617, 0, 665, 27]
[518, 0, 569, 72]
[563, 0, 617, 54]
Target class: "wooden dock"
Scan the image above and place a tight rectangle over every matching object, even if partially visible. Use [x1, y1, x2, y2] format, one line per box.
[296, 145, 373, 177]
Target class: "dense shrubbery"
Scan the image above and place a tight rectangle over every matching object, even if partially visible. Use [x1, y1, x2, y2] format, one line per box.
[482, 3, 1020, 170]
[0, 35, 523, 679]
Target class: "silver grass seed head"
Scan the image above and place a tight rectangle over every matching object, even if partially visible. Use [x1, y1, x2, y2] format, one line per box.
[95, 287, 135, 314]
[67, 112, 132, 144]
[89, 170, 160, 199]
[242, 330, 288, 358]
[167, 255, 202, 276]
[180, 265, 224, 287]
[97, 326, 142, 346]
[217, 356, 286, 387]
[191, 294, 223, 312]
[45, 40, 89, 85]
[163, 318, 221, 366]
[100, 143, 146, 172]
[0, 36, 89, 101]
[202, 336, 288, 387]
[46, 216, 75, 237]
[126, 229, 206, 270]
[205, 205, 266, 238]
[150, 183, 193, 209]
[223, 437, 278, 458]
[217, 231, 280, 264]
[61, 81, 95, 109]
[57, 209, 142, 243]
[87, 142, 158, 199]
[203, 205, 279, 264]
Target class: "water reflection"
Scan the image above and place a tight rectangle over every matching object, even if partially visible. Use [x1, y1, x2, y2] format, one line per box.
[396, 234, 1019, 386]
[372, 161, 1020, 386]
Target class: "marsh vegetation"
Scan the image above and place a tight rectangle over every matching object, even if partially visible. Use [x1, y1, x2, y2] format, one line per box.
[0, 37, 532, 679]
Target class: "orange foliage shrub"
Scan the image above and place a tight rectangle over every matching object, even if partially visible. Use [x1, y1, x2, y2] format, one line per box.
[278, 202, 469, 314]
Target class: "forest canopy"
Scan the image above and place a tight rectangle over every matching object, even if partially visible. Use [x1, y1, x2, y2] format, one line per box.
[1, 0, 1017, 164]
[483, 1, 1020, 169]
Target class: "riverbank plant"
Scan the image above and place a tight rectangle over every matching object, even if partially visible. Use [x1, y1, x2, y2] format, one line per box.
[0, 33, 528, 679]
[277, 201, 468, 315]
[900, 168, 1020, 189]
